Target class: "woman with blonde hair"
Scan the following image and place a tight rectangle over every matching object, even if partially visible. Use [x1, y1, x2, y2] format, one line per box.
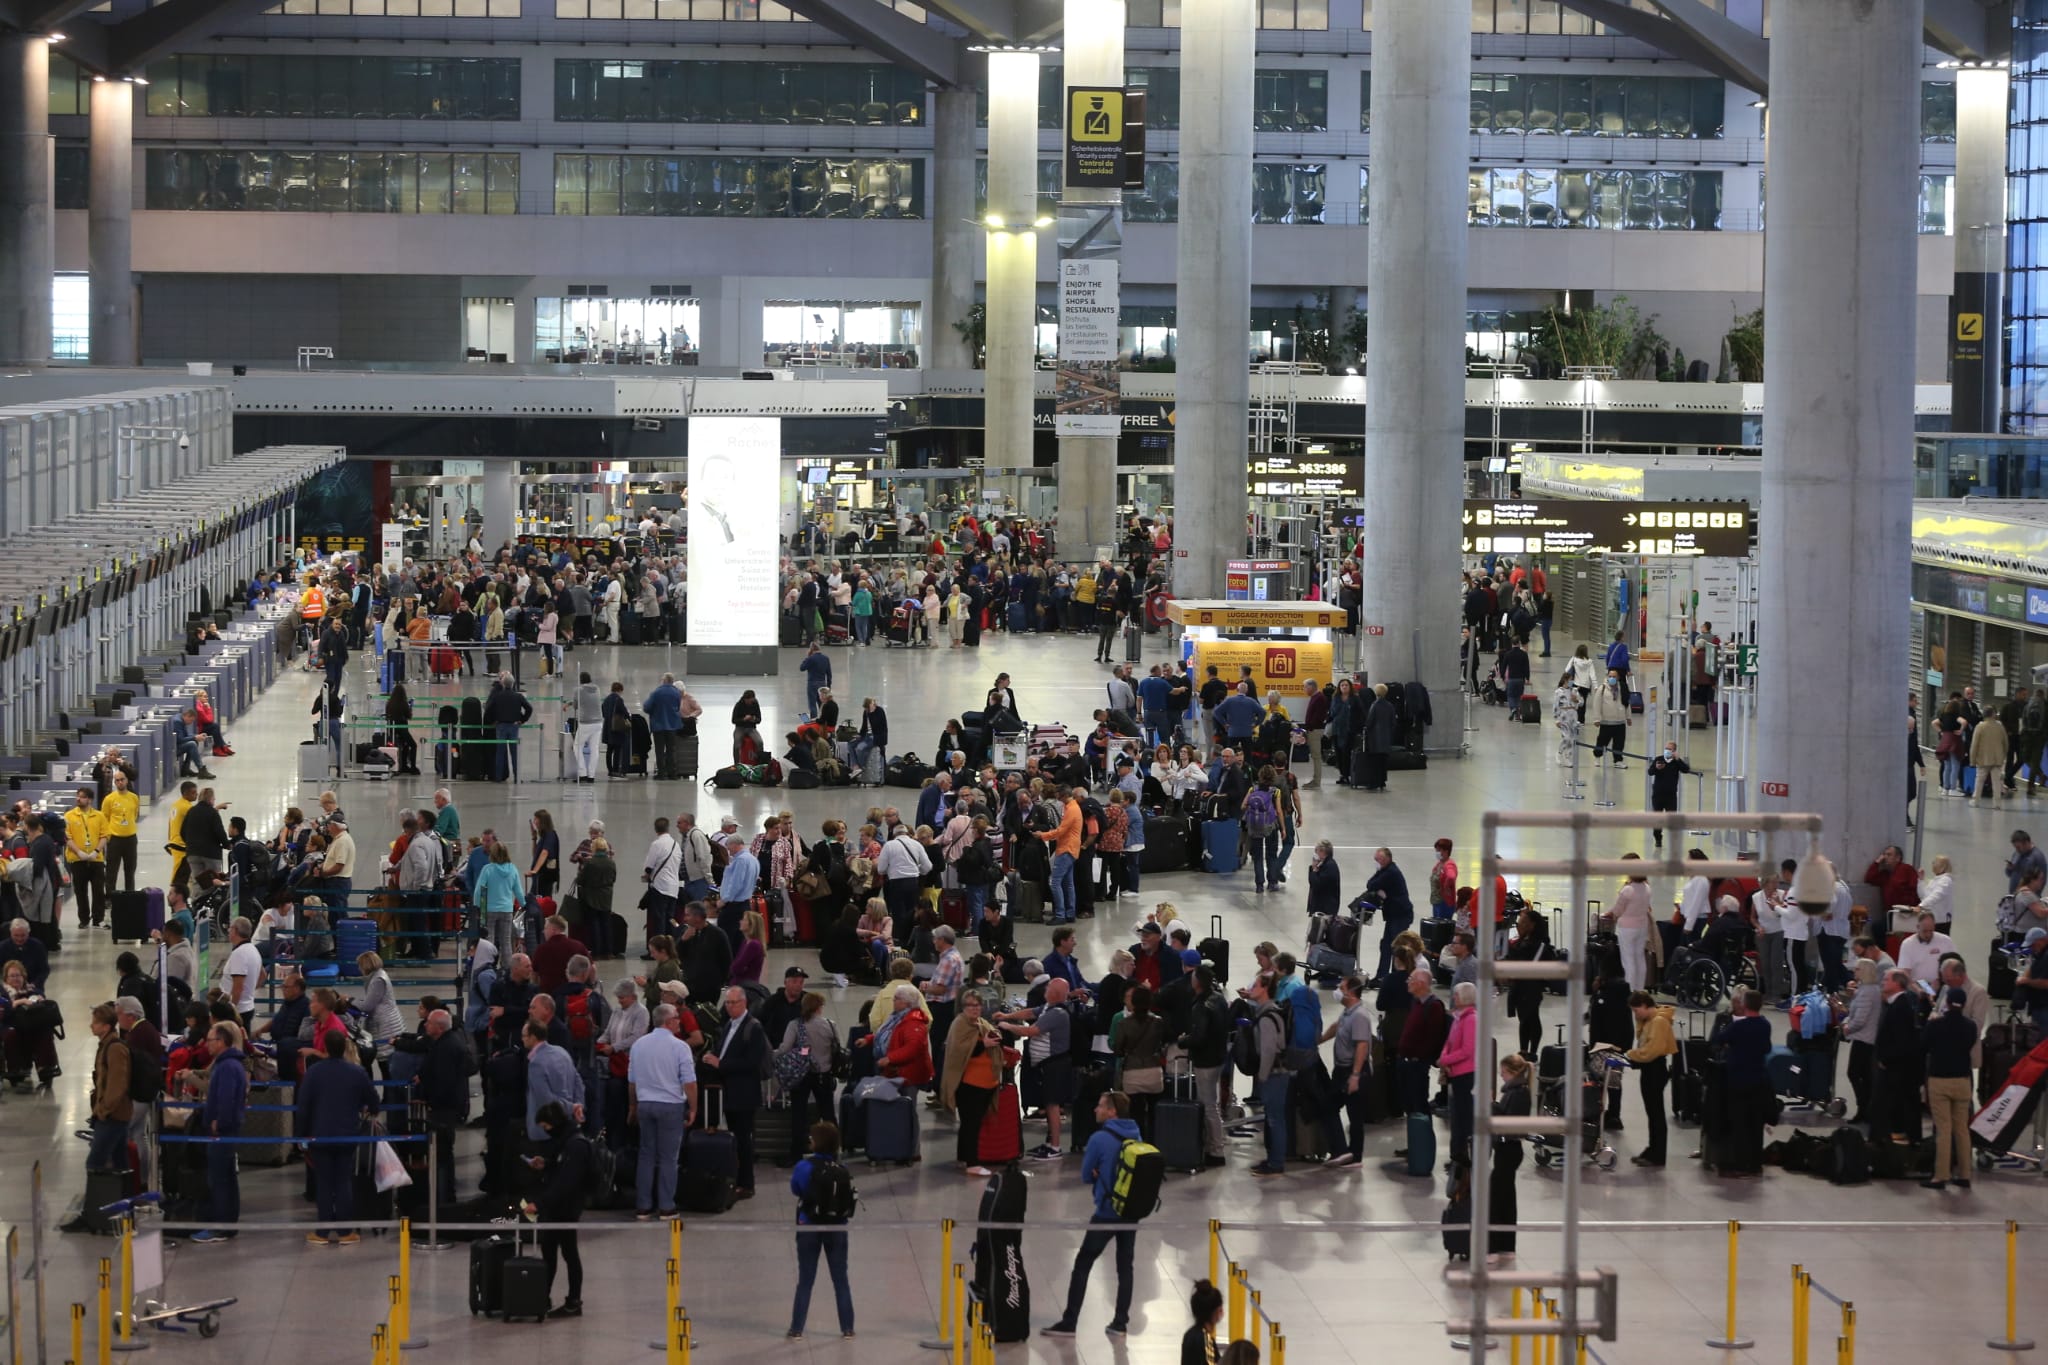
[356, 950, 403, 1071]
[731, 908, 767, 985]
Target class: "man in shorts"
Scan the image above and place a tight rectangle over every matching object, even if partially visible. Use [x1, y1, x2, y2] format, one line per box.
[1000, 978, 1075, 1160]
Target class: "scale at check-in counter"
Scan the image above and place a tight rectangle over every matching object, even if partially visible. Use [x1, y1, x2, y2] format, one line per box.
[1168, 600, 1347, 715]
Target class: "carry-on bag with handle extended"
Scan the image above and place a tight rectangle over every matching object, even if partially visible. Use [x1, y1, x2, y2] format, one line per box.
[498, 1218, 551, 1323]
[1153, 1061, 1206, 1172]
[1196, 914, 1231, 985]
[468, 1234, 517, 1316]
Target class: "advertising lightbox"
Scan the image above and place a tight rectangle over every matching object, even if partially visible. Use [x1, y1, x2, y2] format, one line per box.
[687, 416, 782, 648]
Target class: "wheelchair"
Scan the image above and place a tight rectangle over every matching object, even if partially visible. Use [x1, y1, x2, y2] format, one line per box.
[1664, 933, 1761, 1011]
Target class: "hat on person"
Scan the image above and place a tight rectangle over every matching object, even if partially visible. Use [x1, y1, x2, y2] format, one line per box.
[784, 966, 810, 981]
[1946, 986, 1969, 1009]
[1138, 921, 1162, 937]
[327, 816, 347, 829]
[2027, 928, 2048, 948]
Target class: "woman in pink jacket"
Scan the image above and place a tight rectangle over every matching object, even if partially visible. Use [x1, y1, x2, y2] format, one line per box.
[1438, 981, 1480, 1163]
[1609, 851, 1655, 992]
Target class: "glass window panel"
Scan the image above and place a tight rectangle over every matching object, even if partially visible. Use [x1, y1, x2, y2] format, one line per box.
[1523, 74, 1559, 133]
[1557, 169, 1592, 226]
[211, 55, 249, 116]
[1558, 74, 1591, 134]
[53, 144, 87, 208]
[277, 152, 314, 210]
[451, 153, 484, 212]
[487, 151, 519, 212]
[417, 151, 451, 211]
[586, 153, 620, 214]
[313, 56, 349, 117]
[1689, 169, 1722, 230]
[1470, 0, 1491, 30]
[1693, 78, 1724, 138]
[1624, 170, 1658, 227]
[556, 59, 587, 120]
[1492, 73, 1525, 131]
[717, 63, 755, 122]
[554, 153, 587, 214]
[282, 54, 317, 116]
[1471, 75, 1496, 131]
[347, 55, 383, 118]
[1360, 70, 1370, 131]
[1656, 77, 1693, 136]
[1524, 167, 1558, 225]
[313, 150, 351, 210]
[350, 151, 385, 210]
[1468, 168, 1490, 223]
[1296, 0, 1327, 28]
[1624, 76, 1658, 136]
[1590, 76, 1626, 136]
[1526, 0, 1559, 33]
[1924, 81, 1957, 142]
[145, 61, 178, 115]
[244, 58, 281, 118]
[1497, 0, 1528, 33]
[242, 150, 280, 210]
[1260, 0, 1291, 27]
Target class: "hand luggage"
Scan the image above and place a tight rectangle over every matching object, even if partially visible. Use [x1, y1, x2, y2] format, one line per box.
[1419, 919, 1455, 954]
[1196, 915, 1231, 985]
[498, 1221, 551, 1323]
[1443, 1192, 1472, 1261]
[1139, 814, 1190, 873]
[468, 1235, 517, 1315]
[1827, 1127, 1870, 1185]
[940, 890, 970, 933]
[619, 606, 641, 646]
[676, 1167, 736, 1213]
[1324, 915, 1362, 957]
[676, 734, 699, 779]
[977, 1083, 1023, 1165]
[1989, 946, 2019, 1000]
[682, 1128, 738, 1182]
[144, 887, 165, 934]
[109, 890, 149, 944]
[1004, 873, 1045, 924]
[1405, 1111, 1436, 1177]
[431, 648, 459, 679]
[299, 740, 328, 782]
[752, 1105, 793, 1163]
[1979, 1021, 2040, 1103]
[864, 1093, 920, 1165]
[1306, 943, 1356, 981]
[628, 715, 653, 776]
[837, 1090, 867, 1152]
[241, 1082, 295, 1165]
[1201, 818, 1242, 875]
[1289, 1079, 1329, 1160]
[1516, 694, 1542, 723]
[1070, 1064, 1112, 1152]
[1673, 1038, 1711, 1125]
[971, 1165, 1031, 1343]
[1153, 1063, 1205, 1172]
[1868, 1134, 1935, 1181]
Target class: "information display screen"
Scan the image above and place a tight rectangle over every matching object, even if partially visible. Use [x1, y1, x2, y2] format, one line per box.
[688, 416, 782, 647]
[1248, 452, 1362, 499]
[1463, 499, 1750, 557]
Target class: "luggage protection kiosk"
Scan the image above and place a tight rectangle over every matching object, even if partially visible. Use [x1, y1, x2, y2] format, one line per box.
[1167, 600, 1347, 719]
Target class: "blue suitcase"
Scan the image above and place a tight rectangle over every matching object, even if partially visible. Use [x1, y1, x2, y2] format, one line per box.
[683, 1128, 739, 1182]
[837, 1090, 867, 1152]
[864, 1094, 920, 1165]
[334, 918, 378, 973]
[1201, 818, 1242, 875]
[1405, 1111, 1436, 1177]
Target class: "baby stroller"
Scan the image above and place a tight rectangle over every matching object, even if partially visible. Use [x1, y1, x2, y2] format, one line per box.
[1532, 1043, 1625, 1170]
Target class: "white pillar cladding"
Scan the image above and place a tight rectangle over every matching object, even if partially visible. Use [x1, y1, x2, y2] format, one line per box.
[929, 86, 979, 372]
[480, 462, 518, 548]
[1055, 0, 1124, 554]
[89, 77, 137, 368]
[1950, 64, 2009, 432]
[1755, 0, 1921, 866]
[983, 49, 1044, 491]
[1171, 0, 1254, 599]
[0, 32, 52, 365]
[1360, 0, 1466, 702]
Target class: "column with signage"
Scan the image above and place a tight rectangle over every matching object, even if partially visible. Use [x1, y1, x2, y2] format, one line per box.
[1172, 0, 1254, 601]
[1056, 2, 1126, 554]
[982, 48, 1044, 508]
[687, 416, 782, 674]
[1952, 62, 2008, 434]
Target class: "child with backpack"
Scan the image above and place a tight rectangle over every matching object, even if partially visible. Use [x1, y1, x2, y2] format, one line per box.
[788, 1120, 858, 1341]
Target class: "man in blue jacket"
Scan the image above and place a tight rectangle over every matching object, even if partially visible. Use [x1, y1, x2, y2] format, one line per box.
[644, 673, 684, 781]
[797, 645, 833, 719]
[1041, 1090, 1142, 1338]
[295, 1032, 382, 1245]
[190, 1022, 250, 1242]
[1211, 685, 1264, 752]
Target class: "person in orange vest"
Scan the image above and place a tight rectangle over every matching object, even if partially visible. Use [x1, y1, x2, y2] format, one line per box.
[300, 576, 327, 665]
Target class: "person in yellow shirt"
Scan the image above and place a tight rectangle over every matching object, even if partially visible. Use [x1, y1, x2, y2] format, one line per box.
[167, 779, 197, 896]
[99, 769, 141, 896]
[63, 787, 107, 929]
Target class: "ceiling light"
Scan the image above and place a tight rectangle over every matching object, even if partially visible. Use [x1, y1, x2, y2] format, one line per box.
[1032, 215, 1054, 228]
[46, 31, 66, 41]
[967, 43, 1059, 53]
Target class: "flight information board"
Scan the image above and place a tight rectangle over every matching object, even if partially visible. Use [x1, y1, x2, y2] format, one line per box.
[1462, 499, 1750, 558]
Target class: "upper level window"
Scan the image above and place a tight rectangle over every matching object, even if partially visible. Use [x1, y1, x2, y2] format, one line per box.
[551, 0, 924, 16]
[145, 147, 520, 212]
[554, 153, 925, 217]
[1470, 74, 1725, 138]
[1255, 69, 1327, 131]
[270, 0, 521, 14]
[1922, 81, 1957, 142]
[143, 54, 520, 119]
[1128, 0, 1180, 26]
[555, 58, 925, 125]
[1470, 166, 1722, 229]
[1259, 0, 1327, 29]
[48, 51, 92, 116]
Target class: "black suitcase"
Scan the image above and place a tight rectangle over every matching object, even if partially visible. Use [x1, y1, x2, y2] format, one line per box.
[1196, 914, 1230, 985]
[837, 1090, 867, 1152]
[1324, 915, 1362, 957]
[683, 1128, 738, 1182]
[676, 1168, 736, 1213]
[1989, 946, 2019, 1000]
[619, 606, 641, 646]
[1070, 1064, 1112, 1152]
[972, 1165, 1031, 1343]
[109, 890, 149, 944]
[629, 715, 652, 775]
[1154, 1064, 1205, 1172]
[1516, 694, 1542, 723]
[864, 1095, 920, 1165]
[1140, 814, 1190, 873]
[676, 734, 700, 779]
[459, 697, 491, 780]
[468, 1235, 517, 1316]
[1419, 918, 1455, 954]
[500, 1241, 551, 1322]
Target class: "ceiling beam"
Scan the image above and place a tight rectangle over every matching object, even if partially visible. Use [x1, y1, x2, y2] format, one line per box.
[775, 0, 964, 85]
[917, 0, 1018, 42]
[1923, 0, 2005, 62]
[1012, 0, 1059, 43]
[1558, 0, 1766, 92]
[104, 0, 278, 72]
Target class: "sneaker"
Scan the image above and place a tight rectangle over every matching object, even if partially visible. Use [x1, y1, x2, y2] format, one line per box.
[307, 1233, 331, 1246]
[635, 1210, 655, 1221]
[1029, 1144, 1063, 1161]
[831, 974, 850, 989]
[189, 1229, 232, 1243]
[1250, 1163, 1285, 1177]
[1919, 1179, 1948, 1190]
[1105, 1324, 1129, 1337]
[336, 1232, 361, 1246]
[659, 1210, 680, 1220]
[786, 1332, 804, 1341]
[1324, 1153, 1359, 1168]
[1040, 1324, 1077, 1338]
[546, 1302, 583, 1319]
[966, 1166, 993, 1178]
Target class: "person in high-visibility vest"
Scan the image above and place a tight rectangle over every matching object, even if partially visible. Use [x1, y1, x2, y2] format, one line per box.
[299, 577, 327, 665]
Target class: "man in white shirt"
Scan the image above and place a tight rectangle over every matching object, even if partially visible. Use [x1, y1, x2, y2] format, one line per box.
[1896, 913, 1958, 986]
[224, 915, 263, 1031]
[1677, 850, 1714, 937]
[876, 828, 933, 929]
[627, 1004, 699, 1218]
[642, 817, 682, 938]
[1752, 866, 1789, 1005]
[1820, 877, 1855, 992]
[1780, 867, 1814, 997]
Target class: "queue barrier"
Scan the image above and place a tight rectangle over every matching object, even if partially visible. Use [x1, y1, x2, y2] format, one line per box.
[1208, 1222, 1287, 1364]
[1791, 1264, 1854, 1365]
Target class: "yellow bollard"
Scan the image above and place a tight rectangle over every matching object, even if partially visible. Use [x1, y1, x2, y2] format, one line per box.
[1227, 1263, 1244, 1343]
[1273, 1332, 1286, 1365]
[370, 1325, 386, 1365]
[1990, 1220, 2037, 1352]
[1577, 1335, 1589, 1365]
[1791, 1267, 1809, 1365]
[1511, 1287, 1524, 1365]
[396, 1219, 413, 1346]
[116, 1219, 133, 1346]
[939, 1220, 955, 1344]
[674, 1309, 690, 1365]
[663, 1260, 681, 1365]
[1842, 1303, 1855, 1365]
[96, 1261, 111, 1365]
[1251, 1289, 1264, 1354]
[1209, 1219, 1221, 1288]
[71, 1302, 84, 1365]
[1706, 1220, 1753, 1350]
[950, 1265, 967, 1365]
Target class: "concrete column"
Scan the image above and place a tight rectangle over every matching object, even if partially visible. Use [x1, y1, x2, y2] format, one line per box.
[1951, 64, 2008, 433]
[89, 77, 136, 367]
[983, 50, 1041, 488]
[1056, 0, 1124, 555]
[0, 32, 53, 366]
[1360, 0, 1466, 700]
[928, 86, 979, 372]
[480, 462, 518, 547]
[1756, 0, 1920, 866]
[1172, 0, 1254, 599]
[512, 287, 538, 363]
[1328, 284, 1358, 370]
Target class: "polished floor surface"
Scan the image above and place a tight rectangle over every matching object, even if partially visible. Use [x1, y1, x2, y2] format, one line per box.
[4, 624, 2037, 1364]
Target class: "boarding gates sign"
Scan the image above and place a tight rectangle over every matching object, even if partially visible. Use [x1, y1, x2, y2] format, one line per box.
[1462, 499, 1751, 558]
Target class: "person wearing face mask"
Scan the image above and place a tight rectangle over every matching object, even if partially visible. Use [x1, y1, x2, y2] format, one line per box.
[1587, 672, 1632, 769]
[1647, 743, 1691, 848]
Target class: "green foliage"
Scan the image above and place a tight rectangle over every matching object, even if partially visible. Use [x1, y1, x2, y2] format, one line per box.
[953, 303, 986, 368]
[1722, 305, 1763, 382]
[1522, 296, 1668, 379]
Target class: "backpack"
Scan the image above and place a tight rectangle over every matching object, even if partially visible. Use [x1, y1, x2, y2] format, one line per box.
[151, 973, 194, 1032]
[800, 1158, 858, 1225]
[128, 1046, 164, 1104]
[1028, 802, 1060, 834]
[564, 989, 595, 1044]
[237, 839, 274, 893]
[1242, 787, 1281, 839]
[1109, 1139, 1166, 1218]
[1795, 989, 1831, 1040]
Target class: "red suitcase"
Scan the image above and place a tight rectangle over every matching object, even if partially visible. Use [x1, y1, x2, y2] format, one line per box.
[431, 647, 459, 678]
[940, 890, 970, 933]
[978, 1082, 1023, 1165]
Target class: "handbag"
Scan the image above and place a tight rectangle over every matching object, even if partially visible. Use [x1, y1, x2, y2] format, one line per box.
[775, 1041, 814, 1092]
[10, 998, 62, 1034]
[371, 1139, 414, 1193]
[793, 868, 831, 902]
[1121, 1064, 1165, 1095]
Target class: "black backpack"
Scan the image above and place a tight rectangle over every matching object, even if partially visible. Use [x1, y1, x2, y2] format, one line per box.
[128, 1047, 164, 1104]
[1827, 1127, 1870, 1185]
[801, 1158, 858, 1224]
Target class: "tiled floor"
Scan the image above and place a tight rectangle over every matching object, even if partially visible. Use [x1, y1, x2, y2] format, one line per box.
[5, 625, 2038, 1364]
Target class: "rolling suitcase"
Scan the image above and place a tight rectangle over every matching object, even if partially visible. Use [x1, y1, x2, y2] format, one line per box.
[1201, 818, 1242, 874]
[1154, 1063, 1205, 1172]
[864, 1094, 920, 1165]
[1324, 916, 1362, 957]
[469, 1234, 517, 1316]
[1140, 814, 1190, 873]
[837, 1090, 867, 1152]
[629, 715, 652, 776]
[1405, 1111, 1437, 1176]
[675, 734, 699, 780]
[682, 1128, 738, 1182]
[460, 698, 491, 781]
[109, 890, 149, 944]
[499, 1225, 551, 1323]
[619, 606, 641, 646]
[1005, 872, 1046, 925]
[299, 740, 328, 782]
[1306, 943, 1356, 981]
[1516, 694, 1542, 723]
[978, 1083, 1024, 1166]
[1196, 915, 1231, 985]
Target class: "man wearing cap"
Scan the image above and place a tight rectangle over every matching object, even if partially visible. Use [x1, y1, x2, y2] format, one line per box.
[1131, 921, 1184, 992]
[315, 816, 356, 910]
[761, 966, 811, 1052]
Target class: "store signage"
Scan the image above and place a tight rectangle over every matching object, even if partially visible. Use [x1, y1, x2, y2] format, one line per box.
[1736, 644, 1758, 677]
[1224, 560, 1292, 602]
[688, 416, 781, 648]
[1462, 499, 1751, 558]
[2028, 586, 2048, 627]
[1249, 452, 1362, 500]
[1064, 86, 1125, 188]
[1189, 639, 1334, 694]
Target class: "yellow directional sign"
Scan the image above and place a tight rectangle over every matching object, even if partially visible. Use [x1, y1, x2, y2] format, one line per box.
[1958, 312, 1984, 343]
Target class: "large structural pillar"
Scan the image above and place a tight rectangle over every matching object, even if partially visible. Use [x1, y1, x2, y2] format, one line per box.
[1054, 0, 1124, 555]
[1756, 0, 1920, 866]
[1172, 0, 1254, 600]
[480, 462, 518, 548]
[982, 49, 1043, 510]
[1951, 63, 2009, 433]
[1359, 0, 1466, 701]
[929, 86, 979, 372]
[0, 32, 53, 366]
[89, 76, 137, 367]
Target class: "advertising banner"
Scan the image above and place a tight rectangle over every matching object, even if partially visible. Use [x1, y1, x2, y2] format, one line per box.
[1057, 208, 1121, 438]
[687, 416, 782, 648]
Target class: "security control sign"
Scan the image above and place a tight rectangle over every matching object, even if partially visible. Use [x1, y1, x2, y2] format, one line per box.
[1462, 499, 1751, 558]
[1065, 86, 1126, 189]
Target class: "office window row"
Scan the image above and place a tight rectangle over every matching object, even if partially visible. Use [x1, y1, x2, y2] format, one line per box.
[144, 148, 520, 212]
[48, 51, 93, 117]
[979, 65, 1181, 131]
[1468, 167, 1722, 230]
[1923, 81, 1956, 142]
[56, 145, 88, 209]
[553, 154, 924, 218]
[980, 66, 1336, 132]
[550, 0, 925, 15]
[1469, 74, 1725, 138]
[269, 0, 520, 15]
[973, 159, 1324, 224]
[1756, 171, 1952, 235]
[142, 55, 520, 120]
[554, 59, 924, 125]
[1121, 0, 1329, 26]
[1460, 0, 1603, 33]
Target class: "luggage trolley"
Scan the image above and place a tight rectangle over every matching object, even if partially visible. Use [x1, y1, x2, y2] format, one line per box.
[1532, 1043, 1625, 1171]
[99, 1193, 238, 1339]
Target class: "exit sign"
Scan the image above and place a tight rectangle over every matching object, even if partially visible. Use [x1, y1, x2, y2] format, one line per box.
[1737, 644, 1758, 677]
[1761, 781, 1790, 798]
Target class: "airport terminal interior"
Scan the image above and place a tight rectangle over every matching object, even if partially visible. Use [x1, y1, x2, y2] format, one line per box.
[2, 0, 2047, 1362]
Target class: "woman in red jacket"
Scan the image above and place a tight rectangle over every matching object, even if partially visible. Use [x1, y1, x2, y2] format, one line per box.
[879, 988, 935, 1089]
